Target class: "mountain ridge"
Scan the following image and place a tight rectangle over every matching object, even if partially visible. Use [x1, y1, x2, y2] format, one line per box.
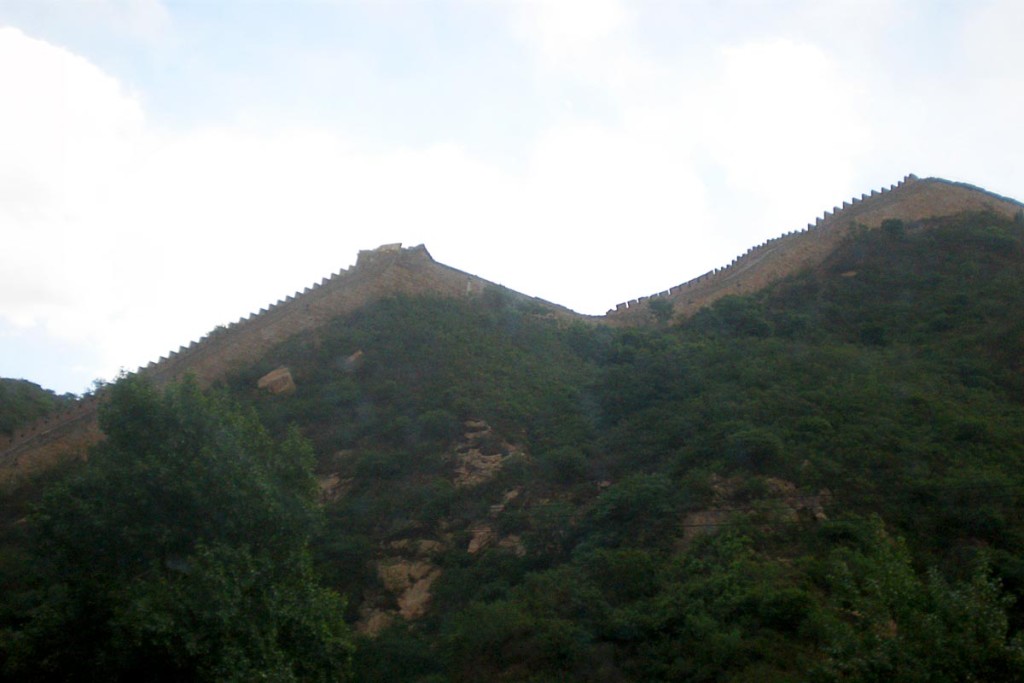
[607, 175, 1023, 322]
[2, 174, 1021, 484]
[4, 179, 1024, 681]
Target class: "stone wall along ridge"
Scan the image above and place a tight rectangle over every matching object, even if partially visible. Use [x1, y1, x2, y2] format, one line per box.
[0, 396, 101, 458]
[4, 177, 1022, 477]
[1, 244, 578, 477]
[607, 175, 918, 316]
[1, 245, 419, 470]
[606, 175, 1024, 323]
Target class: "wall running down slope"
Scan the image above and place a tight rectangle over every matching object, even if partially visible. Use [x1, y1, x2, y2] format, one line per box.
[0, 245, 579, 482]
[605, 176, 1024, 324]
[2, 175, 1021, 483]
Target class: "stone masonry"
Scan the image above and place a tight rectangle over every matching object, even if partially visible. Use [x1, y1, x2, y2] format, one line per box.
[3, 176, 1022, 484]
[0, 245, 580, 485]
[605, 176, 1024, 324]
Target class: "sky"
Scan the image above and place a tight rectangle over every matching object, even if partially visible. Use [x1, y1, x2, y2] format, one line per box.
[2, 0, 1023, 395]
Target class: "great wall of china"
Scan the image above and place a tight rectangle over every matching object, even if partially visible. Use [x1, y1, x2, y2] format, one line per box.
[0, 245, 581, 483]
[2, 175, 1022, 485]
[605, 175, 1023, 323]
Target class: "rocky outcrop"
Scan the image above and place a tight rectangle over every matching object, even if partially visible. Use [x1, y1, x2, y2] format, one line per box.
[0, 244, 578, 486]
[680, 475, 831, 544]
[316, 473, 353, 503]
[354, 431, 529, 635]
[467, 524, 525, 556]
[357, 537, 447, 636]
[377, 558, 443, 620]
[451, 420, 522, 488]
[256, 366, 296, 394]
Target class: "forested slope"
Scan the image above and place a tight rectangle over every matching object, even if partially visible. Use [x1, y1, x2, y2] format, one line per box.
[3, 211, 1024, 681]
[0, 379, 75, 439]
[228, 211, 1024, 680]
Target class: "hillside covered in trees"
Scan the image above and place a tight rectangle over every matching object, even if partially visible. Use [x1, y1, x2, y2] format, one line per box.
[0, 379, 75, 439]
[2, 209, 1024, 681]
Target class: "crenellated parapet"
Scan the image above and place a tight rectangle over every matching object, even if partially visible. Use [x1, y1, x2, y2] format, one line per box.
[606, 175, 1023, 323]
[4, 175, 1021, 484]
[1, 243, 576, 484]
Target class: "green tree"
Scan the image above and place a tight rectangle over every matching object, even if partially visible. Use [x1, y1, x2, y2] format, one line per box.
[2, 375, 352, 682]
[881, 217, 906, 239]
[813, 520, 1024, 682]
[649, 298, 674, 325]
[0, 377, 76, 437]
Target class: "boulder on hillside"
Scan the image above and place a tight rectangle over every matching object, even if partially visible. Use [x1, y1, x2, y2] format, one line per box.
[256, 367, 296, 395]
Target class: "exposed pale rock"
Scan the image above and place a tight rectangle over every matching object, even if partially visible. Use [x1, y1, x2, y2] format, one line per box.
[418, 539, 444, 555]
[356, 607, 393, 636]
[468, 525, 525, 556]
[316, 473, 352, 502]
[454, 452, 505, 487]
[344, 350, 364, 372]
[376, 559, 442, 620]
[256, 366, 296, 394]
[397, 570, 441, 620]
[452, 420, 522, 487]
[680, 476, 832, 546]
[468, 525, 495, 554]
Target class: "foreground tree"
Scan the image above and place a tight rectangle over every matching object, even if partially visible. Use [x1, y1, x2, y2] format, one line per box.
[2, 375, 352, 681]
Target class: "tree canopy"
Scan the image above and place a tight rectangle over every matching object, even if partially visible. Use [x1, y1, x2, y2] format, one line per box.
[1, 375, 352, 681]
[4, 211, 1024, 681]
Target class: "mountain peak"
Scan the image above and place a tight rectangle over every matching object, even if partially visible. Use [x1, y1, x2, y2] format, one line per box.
[3, 175, 1021, 482]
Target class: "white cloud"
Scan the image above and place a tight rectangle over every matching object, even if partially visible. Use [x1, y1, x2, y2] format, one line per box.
[0, 26, 717, 389]
[0, 0, 171, 42]
[0, 27, 145, 323]
[948, 0, 1024, 189]
[436, 120, 712, 311]
[113, 0, 171, 39]
[1, 16, 871, 393]
[959, 0, 1024, 77]
[701, 40, 869, 219]
[505, 0, 665, 97]
[4, 1, 1023, 394]
[0, 27, 145, 206]
[502, 4, 877, 247]
[525, 0, 628, 62]
[704, 40, 872, 237]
